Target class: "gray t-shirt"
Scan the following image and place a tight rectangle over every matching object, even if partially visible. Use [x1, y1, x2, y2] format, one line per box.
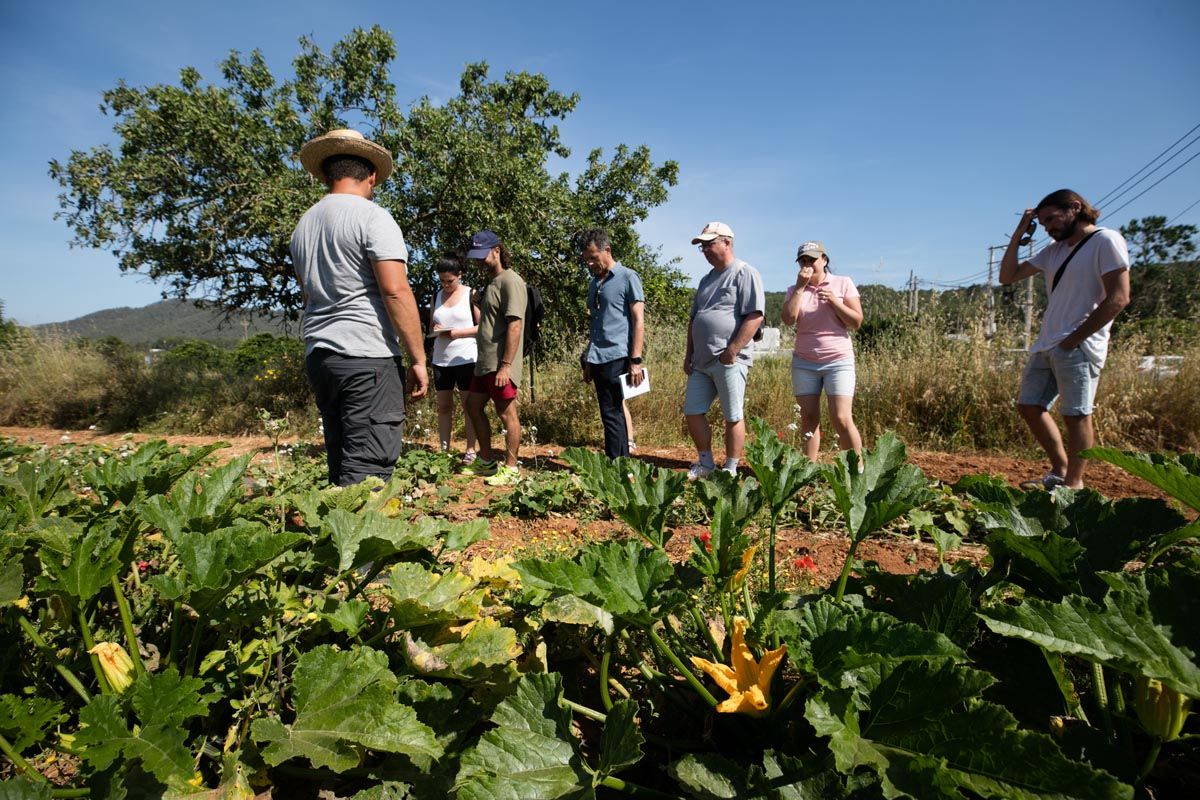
[690, 259, 765, 368]
[291, 194, 410, 358]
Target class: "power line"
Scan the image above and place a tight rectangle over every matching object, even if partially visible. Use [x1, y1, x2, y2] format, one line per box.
[1167, 197, 1200, 226]
[1094, 121, 1200, 207]
[1097, 131, 1200, 211]
[1102, 148, 1200, 221]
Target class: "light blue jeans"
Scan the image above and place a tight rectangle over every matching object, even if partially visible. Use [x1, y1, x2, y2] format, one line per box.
[684, 362, 749, 422]
[1018, 347, 1101, 416]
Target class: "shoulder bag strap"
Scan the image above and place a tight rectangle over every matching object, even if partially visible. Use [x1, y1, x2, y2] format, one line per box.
[1050, 230, 1102, 293]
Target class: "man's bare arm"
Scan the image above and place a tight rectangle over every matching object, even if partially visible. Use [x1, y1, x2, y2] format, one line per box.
[373, 259, 428, 397]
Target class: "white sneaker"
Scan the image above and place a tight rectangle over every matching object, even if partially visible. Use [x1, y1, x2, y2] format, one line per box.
[687, 463, 713, 481]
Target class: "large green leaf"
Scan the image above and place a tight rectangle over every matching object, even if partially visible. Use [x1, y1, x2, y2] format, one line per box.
[978, 570, 1200, 697]
[806, 660, 1131, 799]
[1084, 447, 1200, 512]
[744, 417, 821, 515]
[0, 554, 24, 606]
[129, 668, 210, 729]
[563, 447, 687, 548]
[383, 562, 485, 630]
[402, 617, 521, 679]
[669, 751, 847, 799]
[822, 431, 931, 542]
[34, 521, 124, 602]
[453, 673, 588, 800]
[73, 694, 196, 786]
[148, 522, 303, 610]
[515, 540, 675, 626]
[137, 453, 254, 537]
[0, 459, 75, 525]
[252, 645, 442, 771]
[0, 694, 64, 753]
[321, 509, 441, 573]
[83, 440, 225, 509]
[596, 700, 643, 778]
[773, 598, 965, 693]
[0, 777, 53, 799]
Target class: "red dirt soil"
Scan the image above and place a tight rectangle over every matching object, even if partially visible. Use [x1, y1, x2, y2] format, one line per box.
[3, 426, 1178, 588]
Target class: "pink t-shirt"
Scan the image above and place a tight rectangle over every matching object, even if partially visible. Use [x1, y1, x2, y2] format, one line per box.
[786, 274, 860, 363]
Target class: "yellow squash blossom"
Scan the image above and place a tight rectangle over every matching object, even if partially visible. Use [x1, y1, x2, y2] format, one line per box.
[89, 642, 135, 693]
[728, 545, 758, 591]
[690, 617, 786, 717]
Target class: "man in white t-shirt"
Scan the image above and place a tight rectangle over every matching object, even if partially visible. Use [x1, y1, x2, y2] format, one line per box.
[1000, 189, 1131, 490]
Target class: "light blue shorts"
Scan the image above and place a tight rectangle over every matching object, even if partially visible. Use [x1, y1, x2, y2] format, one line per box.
[684, 362, 749, 422]
[791, 356, 855, 397]
[1018, 347, 1101, 416]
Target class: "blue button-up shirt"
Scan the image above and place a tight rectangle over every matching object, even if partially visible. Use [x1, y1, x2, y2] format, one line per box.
[585, 263, 645, 364]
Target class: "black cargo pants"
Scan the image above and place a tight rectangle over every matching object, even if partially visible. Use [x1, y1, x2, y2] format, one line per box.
[305, 348, 407, 486]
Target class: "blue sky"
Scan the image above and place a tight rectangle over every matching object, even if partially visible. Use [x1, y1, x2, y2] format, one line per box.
[2, 0, 1198, 324]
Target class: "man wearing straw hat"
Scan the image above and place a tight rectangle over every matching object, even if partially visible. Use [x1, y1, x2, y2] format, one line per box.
[292, 129, 428, 486]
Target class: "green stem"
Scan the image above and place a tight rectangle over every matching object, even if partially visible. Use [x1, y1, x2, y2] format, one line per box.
[1092, 662, 1113, 740]
[110, 575, 145, 677]
[77, 611, 112, 695]
[599, 637, 614, 712]
[17, 616, 91, 703]
[742, 581, 756, 627]
[767, 517, 778, 595]
[599, 774, 681, 799]
[164, 601, 183, 671]
[1138, 738, 1162, 782]
[183, 612, 209, 680]
[774, 677, 808, 717]
[561, 697, 607, 723]
[50, 789, 92, 798]
[689, 606, 723, 662]
[645, 626, 718, 708]
[346, 562, 388, 601]
[0, 732, 46, 782]
[833, 539, 860, 602]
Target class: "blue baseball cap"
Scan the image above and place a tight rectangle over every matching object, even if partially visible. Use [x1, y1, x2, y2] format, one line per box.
[467, 230, 501, 259]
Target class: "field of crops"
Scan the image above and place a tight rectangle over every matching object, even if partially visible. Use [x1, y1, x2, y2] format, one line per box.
[1, 421, 1197, 799]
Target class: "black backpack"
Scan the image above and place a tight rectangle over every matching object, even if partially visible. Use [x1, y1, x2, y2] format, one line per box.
[524, 284, 545, 401]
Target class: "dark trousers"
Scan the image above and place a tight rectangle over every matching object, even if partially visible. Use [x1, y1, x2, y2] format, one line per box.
[591, 358, 629, 459]
[305, 348, 407, 486]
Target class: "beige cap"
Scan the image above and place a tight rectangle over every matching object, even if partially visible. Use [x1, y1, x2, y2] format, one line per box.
[298, 128, 394, 183]
[691, 221, 735, 244]
[796, 240, 828, 260]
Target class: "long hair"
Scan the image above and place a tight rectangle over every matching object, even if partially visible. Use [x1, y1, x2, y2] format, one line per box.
[1036, 189, 1100, 224]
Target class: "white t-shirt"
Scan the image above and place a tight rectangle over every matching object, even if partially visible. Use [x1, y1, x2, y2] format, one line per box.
[431, 287, 478, 367]
[1029, 228, 1129, 367]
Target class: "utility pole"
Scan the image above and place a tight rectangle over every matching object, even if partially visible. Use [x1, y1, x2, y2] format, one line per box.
[985, 246, 999, 339]
[907, 271, 919, 316]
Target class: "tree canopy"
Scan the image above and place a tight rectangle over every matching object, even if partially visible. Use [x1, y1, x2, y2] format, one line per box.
[1119, 216, 1198, 268]
[50, 26, 688, 350]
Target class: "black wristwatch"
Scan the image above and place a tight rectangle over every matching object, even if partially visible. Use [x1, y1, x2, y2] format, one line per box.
[630, 356, 643, 365]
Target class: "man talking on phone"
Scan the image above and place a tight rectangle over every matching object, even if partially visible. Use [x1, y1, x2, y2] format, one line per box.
[1000, 189, 1130, 491]
[578, 228, 645, 459]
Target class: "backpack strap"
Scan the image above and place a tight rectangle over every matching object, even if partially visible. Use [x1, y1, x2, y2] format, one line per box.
[1050, 230, 1102, 293]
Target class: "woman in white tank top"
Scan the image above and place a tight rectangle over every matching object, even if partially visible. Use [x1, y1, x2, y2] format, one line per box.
[429, 256, 480, 460]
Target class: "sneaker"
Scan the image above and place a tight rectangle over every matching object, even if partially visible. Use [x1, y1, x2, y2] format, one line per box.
[628, 442, 638, 453]
[462, 450, 478, 465]
[485, 464, 521, 486]
[686, 463, 713, 481]
[461, 457, 497, 476]
[1019, 472, 1065, 491]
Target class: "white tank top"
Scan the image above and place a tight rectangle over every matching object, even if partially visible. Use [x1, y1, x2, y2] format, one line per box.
[431, 287, 478, 367]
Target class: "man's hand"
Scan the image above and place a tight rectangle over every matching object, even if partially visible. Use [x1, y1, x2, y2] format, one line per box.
[1014, 208, 1037, 239]
[718, 346, 739, 366]
[496, 364, 512, 387]
[629, 362, 645, 386]
[683, 356, 693, 375]
[408, 364, 429, 399]
[582, 361, 592, 383]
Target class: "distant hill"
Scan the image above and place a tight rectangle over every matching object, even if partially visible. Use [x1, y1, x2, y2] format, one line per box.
[35, 300, 295, 348]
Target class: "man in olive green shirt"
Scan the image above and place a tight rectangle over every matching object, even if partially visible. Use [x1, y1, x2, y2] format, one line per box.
[462, 230, 527, 485]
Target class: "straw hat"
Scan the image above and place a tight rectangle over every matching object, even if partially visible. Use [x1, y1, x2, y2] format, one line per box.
[298, 129, 394, 183]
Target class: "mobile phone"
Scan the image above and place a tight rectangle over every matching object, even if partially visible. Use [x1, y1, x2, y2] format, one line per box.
[1020, 219, 1037, 246]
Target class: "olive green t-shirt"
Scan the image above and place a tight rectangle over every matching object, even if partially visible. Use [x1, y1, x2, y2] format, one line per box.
[474, 268, 527, 385]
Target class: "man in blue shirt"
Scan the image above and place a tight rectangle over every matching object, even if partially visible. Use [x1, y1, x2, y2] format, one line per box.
[578, 229, 645, 458]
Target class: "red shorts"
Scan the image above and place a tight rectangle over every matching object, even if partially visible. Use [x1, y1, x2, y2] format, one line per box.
[469, 371, 519, 402]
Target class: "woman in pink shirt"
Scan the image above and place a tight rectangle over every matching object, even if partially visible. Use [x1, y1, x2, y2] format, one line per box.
[780, 241, 864, 461]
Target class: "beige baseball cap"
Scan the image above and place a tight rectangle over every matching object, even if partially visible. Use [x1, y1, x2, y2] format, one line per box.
[796, 240, 828, 260]
[691, 221, 735, 244]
